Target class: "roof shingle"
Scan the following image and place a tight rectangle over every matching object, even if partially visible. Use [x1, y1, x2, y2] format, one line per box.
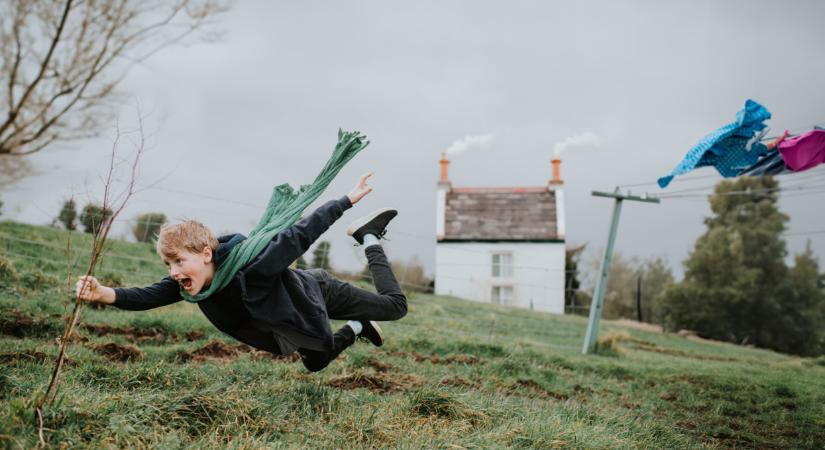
[442, 187, 559, 241]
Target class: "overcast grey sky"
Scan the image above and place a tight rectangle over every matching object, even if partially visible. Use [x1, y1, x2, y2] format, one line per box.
[4, 0, 825, 278]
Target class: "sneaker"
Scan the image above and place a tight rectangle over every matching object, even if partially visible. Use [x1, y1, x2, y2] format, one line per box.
[359, 320, 384, 347]
[346, 208, 398, 245]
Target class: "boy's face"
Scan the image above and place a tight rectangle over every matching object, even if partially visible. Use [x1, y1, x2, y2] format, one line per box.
[162, 247, 215, 295]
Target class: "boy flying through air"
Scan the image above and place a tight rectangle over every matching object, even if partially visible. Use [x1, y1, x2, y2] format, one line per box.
[76, 172, 407, 372]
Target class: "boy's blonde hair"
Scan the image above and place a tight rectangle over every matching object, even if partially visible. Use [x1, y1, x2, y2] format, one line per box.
[156, 220, 219, 259]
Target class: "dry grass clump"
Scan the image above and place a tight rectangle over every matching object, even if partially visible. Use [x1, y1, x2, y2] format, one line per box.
[407, 389, 487, 425]
[595, 331, 630, 356]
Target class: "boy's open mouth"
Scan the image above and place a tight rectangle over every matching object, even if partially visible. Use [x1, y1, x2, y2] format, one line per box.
[179, 277, 193, 290]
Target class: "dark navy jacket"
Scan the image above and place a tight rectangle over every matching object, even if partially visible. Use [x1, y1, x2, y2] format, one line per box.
[112, 196, 352, 354]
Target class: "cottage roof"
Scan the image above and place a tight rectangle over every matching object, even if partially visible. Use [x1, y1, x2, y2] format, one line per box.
[442, 186, 561, 241]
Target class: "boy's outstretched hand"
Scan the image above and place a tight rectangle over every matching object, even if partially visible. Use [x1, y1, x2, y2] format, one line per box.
[75, 276, 116, 304]
[348, 172, 373, 205]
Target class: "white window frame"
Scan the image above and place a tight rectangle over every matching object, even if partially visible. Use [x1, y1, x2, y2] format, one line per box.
[491, 252, 514, 278]
[491, 285, 514, 305]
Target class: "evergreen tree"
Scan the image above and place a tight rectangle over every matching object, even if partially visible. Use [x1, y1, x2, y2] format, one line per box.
[132, 212, 167, 243]
[58, 199, 78, 230]
[311, 241, 331, 271]
[659, 177, 820, 353]
[79, 203, 113, 236]
[773, 243, 825, 356]
[295, 255, 308, 270]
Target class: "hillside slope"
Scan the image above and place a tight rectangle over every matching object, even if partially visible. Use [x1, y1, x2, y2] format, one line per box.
[1, 221, 824, 448]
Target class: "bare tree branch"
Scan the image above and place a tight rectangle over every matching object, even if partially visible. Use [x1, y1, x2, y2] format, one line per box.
[0, 0, 228, 168]
[0, 0, 73, 138]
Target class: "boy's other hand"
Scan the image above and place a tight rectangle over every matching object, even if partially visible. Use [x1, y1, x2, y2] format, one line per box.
[75, 276, 115, 304]
[348, 172, 373, 205]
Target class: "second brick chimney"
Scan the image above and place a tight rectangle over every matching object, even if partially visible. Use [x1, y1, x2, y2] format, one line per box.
[549, 158, 563, 185]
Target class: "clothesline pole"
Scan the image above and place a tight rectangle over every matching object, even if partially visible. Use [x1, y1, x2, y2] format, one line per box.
[582, 188, 660, 355]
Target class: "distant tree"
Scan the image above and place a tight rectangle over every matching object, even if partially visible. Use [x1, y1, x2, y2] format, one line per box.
[79, 203, 112, 236]
[658, 177, 823, 355]
[0, 197, 3, 217]
[311, 241, 331, 271]
[295, 254, 308, 270]
[132, 212, 166, 243]
[0, 0, 228, 165]
[390, 255, 432, 292]
[583, 249, 675, 321]
[636, 256, 674, 324]
[565, 244, 588, 315]
[596, 251, 640, 320]
[57, 199, 77, 230]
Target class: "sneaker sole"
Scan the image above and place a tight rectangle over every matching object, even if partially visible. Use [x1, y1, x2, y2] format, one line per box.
[365, 320, 384, 346]
[346, 207, 397, 237]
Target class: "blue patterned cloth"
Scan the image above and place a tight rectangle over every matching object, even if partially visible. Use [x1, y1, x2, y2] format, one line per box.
[658, 99, 772, 188]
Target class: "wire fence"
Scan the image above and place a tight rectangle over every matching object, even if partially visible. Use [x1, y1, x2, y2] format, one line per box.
[0, 230, 588, 314]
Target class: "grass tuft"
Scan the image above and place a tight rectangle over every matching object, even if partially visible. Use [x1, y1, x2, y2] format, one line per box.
[408, 389, 461, 419]
[595, 330, 630, 356]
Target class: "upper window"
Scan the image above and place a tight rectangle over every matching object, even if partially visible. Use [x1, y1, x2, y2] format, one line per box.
[492, 253, 513, 278]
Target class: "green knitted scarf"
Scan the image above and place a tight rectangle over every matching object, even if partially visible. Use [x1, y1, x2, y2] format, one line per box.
[181, 129, 369, 302]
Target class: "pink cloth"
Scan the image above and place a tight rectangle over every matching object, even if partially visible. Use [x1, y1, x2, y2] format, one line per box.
[779, 129, 825, 171]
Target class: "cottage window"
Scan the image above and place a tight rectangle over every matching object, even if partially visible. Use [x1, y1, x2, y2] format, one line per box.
[491, 285, 513, 305]
[492, 253, 513, 278]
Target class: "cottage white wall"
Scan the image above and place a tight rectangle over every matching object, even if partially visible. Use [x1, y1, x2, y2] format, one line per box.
[435, 242, 566, 314]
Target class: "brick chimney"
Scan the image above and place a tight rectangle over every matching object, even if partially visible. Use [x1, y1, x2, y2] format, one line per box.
[549, 157, 563, 185]
[549, 157, 565, 238]
[436, 151, 451, 240]
[439, 152, 450, 184]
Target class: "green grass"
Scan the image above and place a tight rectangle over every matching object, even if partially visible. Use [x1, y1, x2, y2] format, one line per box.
[1, 220, 824, 448]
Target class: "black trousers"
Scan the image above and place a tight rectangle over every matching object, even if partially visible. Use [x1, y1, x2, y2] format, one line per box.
[299, 245, 407, 371]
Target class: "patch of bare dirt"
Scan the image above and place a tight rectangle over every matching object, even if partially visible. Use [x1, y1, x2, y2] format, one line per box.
[81, 323, 205, 344]
[177, 341, 248, 362]
[94, 342, 143, 362]
[620, 397, 641, 409]
[506, 379, 569, 401]
[384, 350, 481, 365]
[252, 350, 301, 362]
[0, 310, 57, 338]
[630, 341, 738, 362]
[438, 376, 481, 389]
[327, 372, 423, 393]
[0, 351, 49, 363]
[364, 357, 395, 372]
[176, 340, 300, 363]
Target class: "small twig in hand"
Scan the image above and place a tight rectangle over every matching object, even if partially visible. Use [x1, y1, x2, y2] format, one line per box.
[34, 111, 147, 444]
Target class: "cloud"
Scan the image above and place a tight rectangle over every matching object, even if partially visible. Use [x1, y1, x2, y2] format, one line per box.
[446, 132, 496, 156]
[553, 131, 602, 157]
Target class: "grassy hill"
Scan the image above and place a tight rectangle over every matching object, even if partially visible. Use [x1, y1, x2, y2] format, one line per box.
[1, 221, 824, 449]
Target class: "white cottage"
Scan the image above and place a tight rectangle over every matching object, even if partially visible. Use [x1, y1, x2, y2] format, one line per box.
[434, 154, 567, 314]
